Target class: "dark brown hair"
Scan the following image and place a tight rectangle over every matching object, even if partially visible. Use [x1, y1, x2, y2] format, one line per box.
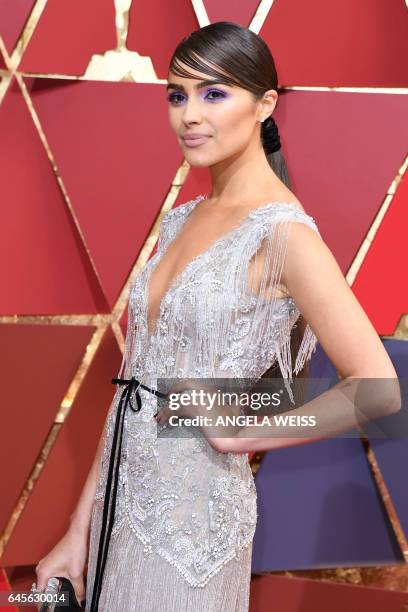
[169, 21, 290, 184]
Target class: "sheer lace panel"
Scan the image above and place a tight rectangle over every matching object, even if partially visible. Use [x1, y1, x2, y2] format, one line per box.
[146, 195, 301, 337]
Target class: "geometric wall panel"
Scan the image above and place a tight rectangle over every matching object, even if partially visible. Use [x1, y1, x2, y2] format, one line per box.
[273, 91, 408, 276]
[18, 0, 116, 75]
[352, 171, 408, 335]
[370, 435, 408, 544]
[27, 76, 184, 309]
[0, 0, 36, 56]
[252, 438, 404, 573]
[19, 0, 199, 78]
[0, 77, 108, 315]
[13, 1, 408, 87]
[203, 0, 260, 28]
[1, 0, 406, 603]
[1, 326, 122, 566]
[368, 339, 408, 542]
[0, 569, 21, 612]
[0, 568, 17, 612]
[0, 323, 95, 535]
[127, 0, 199, 79]
[249, 574, 408, 612]
[260, 0, 408, 87]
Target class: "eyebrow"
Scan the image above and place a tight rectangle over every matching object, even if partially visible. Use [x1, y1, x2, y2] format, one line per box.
[166, 79, 231, 92]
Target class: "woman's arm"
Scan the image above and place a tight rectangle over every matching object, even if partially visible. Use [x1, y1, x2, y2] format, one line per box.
[281, 222, 399, 381]
[211, 222, 401, 452]
[158, 221, 401, 452]
[158, 222, 401, 452]
[35, 411, 108, 598]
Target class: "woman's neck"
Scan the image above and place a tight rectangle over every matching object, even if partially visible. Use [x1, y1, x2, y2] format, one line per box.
[207, 143, 285, 208]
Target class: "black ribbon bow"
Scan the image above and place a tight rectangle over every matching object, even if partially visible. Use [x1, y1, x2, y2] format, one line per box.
[89, 376, 168, 611]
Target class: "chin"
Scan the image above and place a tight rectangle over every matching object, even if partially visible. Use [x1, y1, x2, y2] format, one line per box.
[185, 154, 213, 168]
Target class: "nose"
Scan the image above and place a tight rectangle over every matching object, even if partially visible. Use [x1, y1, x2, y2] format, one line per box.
[181, 94, 203, 126]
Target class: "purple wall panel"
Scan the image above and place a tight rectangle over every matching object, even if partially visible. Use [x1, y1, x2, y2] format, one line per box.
[252, 437, 403, 572]
[368, 339, 408, 541]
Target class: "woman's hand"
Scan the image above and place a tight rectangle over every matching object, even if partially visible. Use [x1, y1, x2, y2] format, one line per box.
[35, 527, 88, 605]
[154, 401, 174, 426]
[154, 392, 196, 425]
[154, 383, 219, 426]
[153, 384, 244, 447]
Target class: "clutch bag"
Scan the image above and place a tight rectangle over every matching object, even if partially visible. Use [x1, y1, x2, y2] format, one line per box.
[36, 576, 82, 611]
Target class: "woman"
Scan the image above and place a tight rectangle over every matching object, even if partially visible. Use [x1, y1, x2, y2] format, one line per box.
[34, 22, 400, 611]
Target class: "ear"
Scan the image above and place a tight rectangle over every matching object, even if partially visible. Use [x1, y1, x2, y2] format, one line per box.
[258, 89, 278, 122]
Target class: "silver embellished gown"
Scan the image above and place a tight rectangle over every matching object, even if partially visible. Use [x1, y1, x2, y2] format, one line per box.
[85, 194, 321, 611]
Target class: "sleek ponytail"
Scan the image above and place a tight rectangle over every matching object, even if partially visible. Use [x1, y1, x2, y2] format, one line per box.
[261, 116, 291, 189]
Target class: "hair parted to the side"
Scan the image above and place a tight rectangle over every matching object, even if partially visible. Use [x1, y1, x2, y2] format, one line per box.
[169, 21, 311, 392]
[169, 21, 291, 188]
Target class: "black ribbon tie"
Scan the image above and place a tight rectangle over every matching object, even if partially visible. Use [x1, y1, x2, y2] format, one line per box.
[89, 376, 168, 611]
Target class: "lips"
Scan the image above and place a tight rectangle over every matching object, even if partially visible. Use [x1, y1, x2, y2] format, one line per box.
[182, 134, 212, 148]
[183, 133, 210, 140]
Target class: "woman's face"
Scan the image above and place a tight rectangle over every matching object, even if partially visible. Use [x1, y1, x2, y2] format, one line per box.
[166, 63, 275, 167]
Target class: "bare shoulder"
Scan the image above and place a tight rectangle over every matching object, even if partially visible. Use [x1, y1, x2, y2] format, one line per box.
[290, 201, 306, 213]
[281, 194, 306, 214]
[272, 190, 307, 214]
[281, 217, 398, 380]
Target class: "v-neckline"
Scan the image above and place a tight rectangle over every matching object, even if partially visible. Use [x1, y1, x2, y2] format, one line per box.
[144, 194, 302, 338]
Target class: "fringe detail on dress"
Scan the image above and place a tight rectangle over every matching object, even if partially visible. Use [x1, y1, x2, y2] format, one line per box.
[90, 198, 323, 609]
[275, 311, 296, 405]
[294, 322, 318, 375]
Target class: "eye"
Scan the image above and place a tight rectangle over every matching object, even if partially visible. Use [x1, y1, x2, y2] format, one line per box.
[167, 92, 186, 106]
[205, 89, 227, 102]
[167, 88, 228, 106]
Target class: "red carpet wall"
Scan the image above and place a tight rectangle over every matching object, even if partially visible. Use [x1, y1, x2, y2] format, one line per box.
[0, 1, 407, 611]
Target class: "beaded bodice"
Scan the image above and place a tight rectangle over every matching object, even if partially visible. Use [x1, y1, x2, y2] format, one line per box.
[95, 194, 321, 587]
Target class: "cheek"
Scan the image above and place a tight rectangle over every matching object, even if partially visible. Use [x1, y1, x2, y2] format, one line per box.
[168, 106, 181, 133]
[167, 104, 183, 135]
[214, 103, 254, 146]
